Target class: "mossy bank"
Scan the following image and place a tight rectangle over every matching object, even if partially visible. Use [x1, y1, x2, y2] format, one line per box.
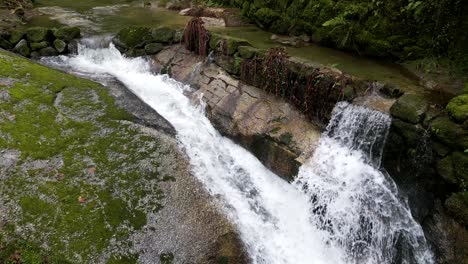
[0, 49, 245, 263]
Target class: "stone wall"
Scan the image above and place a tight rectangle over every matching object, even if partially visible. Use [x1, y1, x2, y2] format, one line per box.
[383, 93, 468, 263]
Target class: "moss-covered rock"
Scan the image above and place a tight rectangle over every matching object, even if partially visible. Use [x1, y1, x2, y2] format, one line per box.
[391, 119, 425, 146]
[54, 26, 81, 41]
[390, 93, 428, 124]
[214, 55, 241, 75]
[452, 152, 468, 188]
[222, 36, 251, 56]
[436, 156, 456, 184]
[431, 116, 468, 150]
[446, 94, 468, 123]
[238, 45, 258, 59]
[30, 41, 49, 51]
[151, 27, 175, 43]
[445, 192, 468, 225]
[0, 49, 183, 263]
[26, 27, 52, 42]
[39, 46, 58, 57]
[209, 32, 223, 50]
[53, 39, 67, 53]
[113, 26, 152, 50]
[0, 37, 12, 49]
[8, 30, 25, 45]
[13, 39, 30, 57]
[145, 43, 164, 55]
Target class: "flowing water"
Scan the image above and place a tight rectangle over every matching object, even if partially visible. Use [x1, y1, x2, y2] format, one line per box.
[41, 41, 434, 264]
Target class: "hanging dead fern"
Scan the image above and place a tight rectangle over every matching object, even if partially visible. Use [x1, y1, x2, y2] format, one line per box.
[183, 17, 209, 57]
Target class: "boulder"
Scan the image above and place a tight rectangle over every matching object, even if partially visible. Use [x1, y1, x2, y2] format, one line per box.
[446, 94, 468, 123]
[13, 39, 30, 57]
[8, 30, 25, 45]
[390, 93, 428, 124]
[39, 47, 58, 57]
[125, 48, 146, 57]
[391, 119, 425, 146]
[214, 55, 241, 75]
[30, 41, 49, 51]
[436, 156, 456, 184]
[210, 34, 251, 56]
[151, 27, 175, 43]
[113, 26, 152, 50]
[431, 116, 468, 150]
[145, 43, 164, 55]
[445, 192, 468, 226]
[238, 46, 259, 59]
[53, 39, 67, 53]
[0, 37, 12, 50]
[54, 26, 81, 41]
[26, 27, 52, 42]
[67, 40, 79, 54]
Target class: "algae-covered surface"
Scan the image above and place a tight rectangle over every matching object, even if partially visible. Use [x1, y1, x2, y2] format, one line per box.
[0, 49, 184, 263]
[26, 1, 189, 34]
[210, 26, 422, 92]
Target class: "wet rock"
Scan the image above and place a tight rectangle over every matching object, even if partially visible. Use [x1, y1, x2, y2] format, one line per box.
[54, 26, 81, 41]
[0, 37, 12, 50]
[145, 43, 164, 55]
[67, 40, 79, 54]
[151, 27, 175, 43]
[391, 119, 425, 146]
[436, 156, 456, 184]
[26, 27, 52, 42]
[446, 94, 468, 123]
[445, 192, 468, 226]
[214, 55, 240, 75]
[30, 41, 48, 51]
[39, 46, 58, 57]
[13, 39, 30, 57]
[238, 45, 259, 59]
[125, 48, 146, 57]
[8, 30, 24, 45]
[53, 39, 67, 53]
[390, 93, 428, 124]
[113, 26, 152, 50]
[430, 116, 468, 150]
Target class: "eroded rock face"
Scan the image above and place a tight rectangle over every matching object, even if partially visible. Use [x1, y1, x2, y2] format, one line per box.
[152, 45, 321, 180]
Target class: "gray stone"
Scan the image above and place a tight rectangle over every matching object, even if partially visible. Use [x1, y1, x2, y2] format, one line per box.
[53, 39, 67, 53]
[13, 39, 30, 57]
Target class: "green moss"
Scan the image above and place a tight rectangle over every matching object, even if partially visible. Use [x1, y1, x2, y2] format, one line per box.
[151, 26, 175, 43]
[160, 252, 174, 264]
[431, 116, 468, 150]
[390, 94, 428, 124]
[113, 26, 152, 49]
[0, 50, 172, 263]
[26, 27, 52, 42]
[54, 26, 81, 41]
[446, 94, 468, 123]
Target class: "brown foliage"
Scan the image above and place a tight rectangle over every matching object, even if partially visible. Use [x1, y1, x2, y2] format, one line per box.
[183, 17, 209, 57]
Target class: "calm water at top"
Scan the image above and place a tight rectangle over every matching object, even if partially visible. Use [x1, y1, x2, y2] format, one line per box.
[27, 0, 422, 91]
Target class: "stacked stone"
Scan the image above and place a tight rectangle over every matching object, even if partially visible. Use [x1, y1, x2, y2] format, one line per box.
[0, 26, 81, 58]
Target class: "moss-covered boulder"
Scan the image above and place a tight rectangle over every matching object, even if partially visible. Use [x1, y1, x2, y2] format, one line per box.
[39, 46, 58, 57]
[8, 30, 25, 45]
[30, 41, 49, 51]
[113, 26, 152, 50]
[238, 45, 259, 59]
[436, 156, 456, 184]
[54, 26, 81, 41]
[391, 119, 425, 146]
[53, 39, 67, 53]
[446, 94, 468, 123]
[151, 27, 175, 43]
[145, 43, 164, 55]
[223, 36, 251, 56]
[445, 192, 468, 225]
[431, 116, 468, 150]
[13, 39, 30, 57]
[0, 37, 12, 49]
[26, 27, 52, 42]
[390, 93, 428, 124]
[209, 32, 223, 50]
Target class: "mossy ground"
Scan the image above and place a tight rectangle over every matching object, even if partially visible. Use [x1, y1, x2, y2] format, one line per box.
[0, 50, 177, 263]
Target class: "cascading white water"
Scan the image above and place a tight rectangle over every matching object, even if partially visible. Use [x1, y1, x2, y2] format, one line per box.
[43, 42, 434, 264]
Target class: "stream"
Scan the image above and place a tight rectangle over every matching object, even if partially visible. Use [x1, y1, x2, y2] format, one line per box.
[41, 40, 434, 264]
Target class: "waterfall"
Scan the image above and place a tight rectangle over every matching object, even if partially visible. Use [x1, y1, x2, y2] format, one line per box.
[42, 42, 434, 264]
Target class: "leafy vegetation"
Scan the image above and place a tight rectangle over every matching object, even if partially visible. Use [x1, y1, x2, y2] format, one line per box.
[204, 0, 468, 71]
